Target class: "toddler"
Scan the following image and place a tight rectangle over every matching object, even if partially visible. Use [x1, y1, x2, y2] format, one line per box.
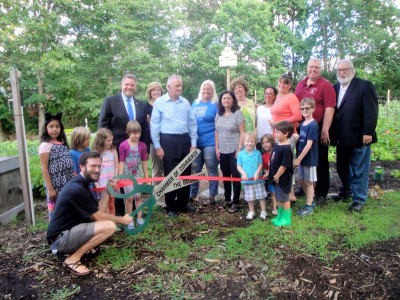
[237, 131, 268, 220]
[260, 133, 277, 215]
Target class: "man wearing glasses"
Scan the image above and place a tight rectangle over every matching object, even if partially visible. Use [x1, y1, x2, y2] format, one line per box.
[295, 58, 336, 204]
[330, 59, 378, 212]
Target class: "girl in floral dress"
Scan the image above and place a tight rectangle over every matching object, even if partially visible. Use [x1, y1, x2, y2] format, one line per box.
[38, 113, 74, 220]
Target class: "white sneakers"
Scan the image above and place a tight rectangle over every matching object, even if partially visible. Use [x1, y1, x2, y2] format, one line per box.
[246, 211, 255, 220]
[259, 211, 267, 220]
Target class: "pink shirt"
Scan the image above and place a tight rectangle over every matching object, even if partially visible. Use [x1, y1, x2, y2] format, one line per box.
[270, 93, 302, 132]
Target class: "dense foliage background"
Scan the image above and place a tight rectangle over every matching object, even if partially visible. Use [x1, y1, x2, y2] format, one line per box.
[0, 0, 399, 136]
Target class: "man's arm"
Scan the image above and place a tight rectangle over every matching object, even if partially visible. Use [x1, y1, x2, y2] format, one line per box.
[362, 81, 378, 144]
[321, 107, 335, 144]
[98, 97, 111, 129]
[92, 211, 132, 225]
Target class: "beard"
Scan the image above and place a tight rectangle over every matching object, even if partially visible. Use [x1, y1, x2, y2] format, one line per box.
[83, 169, 99, 183]
[337, 74, 354, 85]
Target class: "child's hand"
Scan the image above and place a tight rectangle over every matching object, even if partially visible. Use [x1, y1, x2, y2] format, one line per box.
[253, 172, 259, 181]
[241, 174, 248, 181]
[273, 175, 279, 184]
[293, 158, 301, 167]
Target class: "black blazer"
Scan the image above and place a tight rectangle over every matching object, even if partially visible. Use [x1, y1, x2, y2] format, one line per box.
[98, 94, 150, 151]
[330, 77, 378, 147]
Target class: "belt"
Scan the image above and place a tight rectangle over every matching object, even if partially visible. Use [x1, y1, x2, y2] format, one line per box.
[160, 133, 189, 137]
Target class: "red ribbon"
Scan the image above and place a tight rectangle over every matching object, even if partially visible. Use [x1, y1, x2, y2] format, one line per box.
[92, 176, 266, 192]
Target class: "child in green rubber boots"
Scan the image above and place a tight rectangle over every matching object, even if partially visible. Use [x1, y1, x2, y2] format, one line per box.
[269, 121, 294, 226]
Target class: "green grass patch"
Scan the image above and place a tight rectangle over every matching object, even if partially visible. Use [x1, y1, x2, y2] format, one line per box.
[96, 246, 136, 270]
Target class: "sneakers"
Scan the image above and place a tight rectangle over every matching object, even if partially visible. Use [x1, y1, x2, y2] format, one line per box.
[259, 211, 268, 220]
[127, 222, 135, 230]
[137, 218, 144, 226]
[246, 211, 255, 220]
[271, 209, 278, 216]
[296, 205, 313, 216]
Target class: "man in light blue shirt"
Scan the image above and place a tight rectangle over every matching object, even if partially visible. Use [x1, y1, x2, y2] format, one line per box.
[150, 75, 197, 217]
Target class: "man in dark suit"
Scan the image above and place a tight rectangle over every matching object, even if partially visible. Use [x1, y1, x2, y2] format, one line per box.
[98, 74, 150, 215]
[99, 74, 150, 150]
[330, 59, 378, 212]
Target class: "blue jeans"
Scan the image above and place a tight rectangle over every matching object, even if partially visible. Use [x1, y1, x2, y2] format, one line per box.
[337, 144, 371, 205]
[190, 146, 219, 198]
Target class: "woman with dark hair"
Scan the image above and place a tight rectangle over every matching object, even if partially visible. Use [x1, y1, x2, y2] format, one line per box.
[256, 85, 277, 143]
[215, 90, 245, 212]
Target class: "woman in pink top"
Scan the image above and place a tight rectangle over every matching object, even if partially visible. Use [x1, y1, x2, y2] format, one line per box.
[270, 72, 302, 203]
[270, 72, 302, 132]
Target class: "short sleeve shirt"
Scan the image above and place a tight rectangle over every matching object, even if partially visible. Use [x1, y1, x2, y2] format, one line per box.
[269, 144, 293, 193]
[215, 110, 244, 154]
[262, 152, 272, 171]
[192, 101, 218, 148]
[297, 120, 319, 166]
[237, 149, 263, 184]
[46, 175, 98, 242]
[70, 148, 90, 174]
[295, 77, 336, 124]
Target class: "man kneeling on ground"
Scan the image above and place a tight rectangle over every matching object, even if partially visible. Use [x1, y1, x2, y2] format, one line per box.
[46, 152, 133, 276]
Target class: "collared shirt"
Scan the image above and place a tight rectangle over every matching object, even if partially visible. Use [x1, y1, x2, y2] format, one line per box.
[337, 83, 350, 108]
[121, 92, 136, 120]
[150, 93, 197, 149]
[295, 76, 336, 124]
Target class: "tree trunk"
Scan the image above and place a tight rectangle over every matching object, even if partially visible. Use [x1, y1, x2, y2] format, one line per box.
[37, 70, 45, 136]
[317, 5, 329, 71]
[0, 121, 5, 141]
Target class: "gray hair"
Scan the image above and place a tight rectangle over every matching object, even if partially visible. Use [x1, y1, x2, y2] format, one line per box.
[167, 74, 182, 87]
[195, 80, 218, 104]
[336, 59, 355, 71]
[121, 73, 137, 84]
[308, 57, 322, 66]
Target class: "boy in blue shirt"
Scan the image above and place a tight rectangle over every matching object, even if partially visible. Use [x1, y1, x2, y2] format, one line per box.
[294, 98, 319, 216]
[237, 131, 268, 220]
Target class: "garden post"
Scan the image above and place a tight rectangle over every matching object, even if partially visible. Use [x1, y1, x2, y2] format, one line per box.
[10, 69, 35, 226]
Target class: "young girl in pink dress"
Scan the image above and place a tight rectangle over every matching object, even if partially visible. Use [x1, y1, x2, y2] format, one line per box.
[92, 128, 119, 214]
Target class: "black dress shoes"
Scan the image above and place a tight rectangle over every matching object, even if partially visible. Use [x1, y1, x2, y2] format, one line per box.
[331, 194, 350, 202]
[349, 203, 364, 212]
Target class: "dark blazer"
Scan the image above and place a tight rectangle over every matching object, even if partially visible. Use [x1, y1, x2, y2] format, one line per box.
[98, 94, 150, 151]
[330, 77, 378, 147]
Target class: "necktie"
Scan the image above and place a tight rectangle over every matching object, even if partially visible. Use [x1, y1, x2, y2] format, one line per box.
[126, 98, 135, 120]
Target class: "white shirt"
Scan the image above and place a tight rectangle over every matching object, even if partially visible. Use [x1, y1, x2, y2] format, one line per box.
[337, 84, 349, 108]
[256, 105, 273, 141]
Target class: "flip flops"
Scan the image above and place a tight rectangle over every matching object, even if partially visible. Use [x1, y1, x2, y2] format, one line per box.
[63, 260, 92, 276]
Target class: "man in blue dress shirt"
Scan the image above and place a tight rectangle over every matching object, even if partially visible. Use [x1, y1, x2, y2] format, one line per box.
[151, 75, 197, 217]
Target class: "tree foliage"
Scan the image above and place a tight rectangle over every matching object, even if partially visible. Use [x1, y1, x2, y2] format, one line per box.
[0, 0, 399, 135]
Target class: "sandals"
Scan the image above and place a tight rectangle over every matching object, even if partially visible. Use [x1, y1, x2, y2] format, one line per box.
[63, 260, 92, 276]
[228, 204, 238, 213]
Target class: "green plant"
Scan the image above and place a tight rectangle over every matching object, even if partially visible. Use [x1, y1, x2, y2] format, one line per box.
[391, 169, 400, 179]
[96, 247, 136, 270]
[48, 285, 80, 300]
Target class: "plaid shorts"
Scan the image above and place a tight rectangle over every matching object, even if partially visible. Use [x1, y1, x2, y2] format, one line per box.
[243, 182, 267, 202]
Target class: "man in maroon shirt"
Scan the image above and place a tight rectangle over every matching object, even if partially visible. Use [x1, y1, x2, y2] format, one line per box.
[295, 58, 336, 203]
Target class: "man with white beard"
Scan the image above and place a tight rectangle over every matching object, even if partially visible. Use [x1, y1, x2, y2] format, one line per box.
[330, 59, 378, 212]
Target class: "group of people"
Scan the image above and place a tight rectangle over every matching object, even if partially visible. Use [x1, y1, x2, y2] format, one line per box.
[41, 58, 378, 275]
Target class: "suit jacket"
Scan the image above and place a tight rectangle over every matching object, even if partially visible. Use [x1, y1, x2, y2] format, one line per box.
[98, 94, 150, 151]
[330, 77, 378, 147]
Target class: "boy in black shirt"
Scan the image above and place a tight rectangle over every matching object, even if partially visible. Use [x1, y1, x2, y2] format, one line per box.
[269, 121, 294, 226]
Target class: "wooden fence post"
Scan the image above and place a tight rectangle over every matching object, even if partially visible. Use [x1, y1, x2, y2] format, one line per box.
[10, 69, 35, 225]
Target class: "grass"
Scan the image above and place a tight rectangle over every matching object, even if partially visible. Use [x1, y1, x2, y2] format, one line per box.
[7, 191, 399, 298]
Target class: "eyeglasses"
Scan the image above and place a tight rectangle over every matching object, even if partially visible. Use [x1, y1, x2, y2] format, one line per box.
[300, 107, 312, 111]
[337, 68, 352, 73]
